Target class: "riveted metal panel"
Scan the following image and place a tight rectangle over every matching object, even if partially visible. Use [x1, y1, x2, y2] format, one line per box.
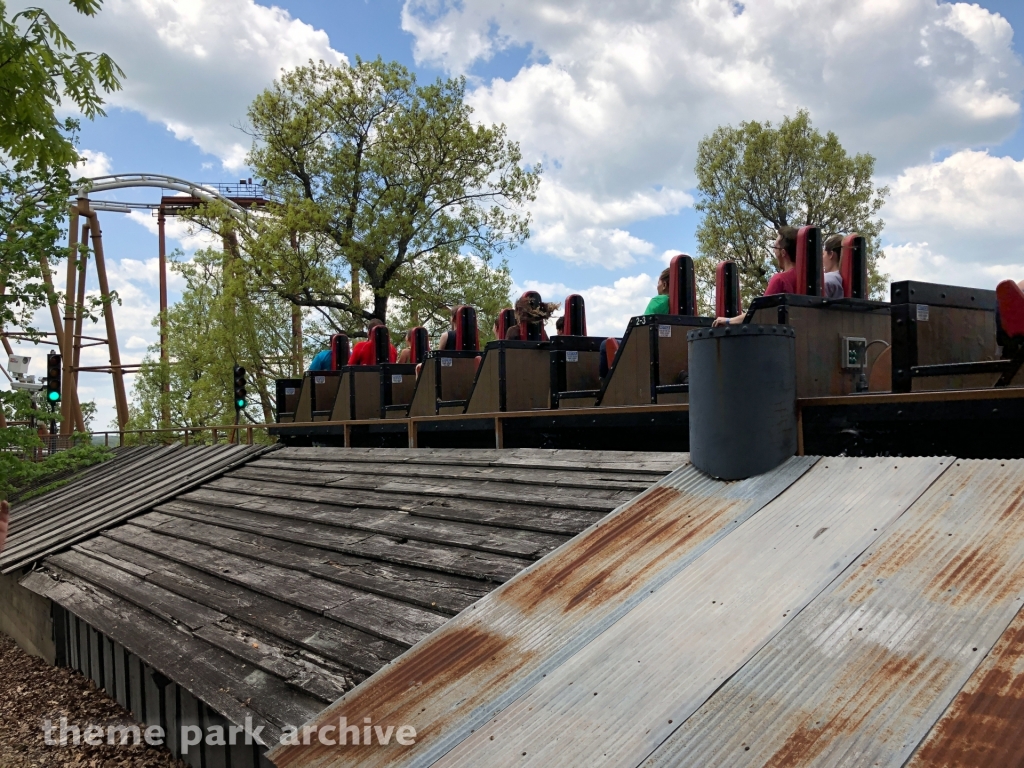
[644, 459, 1024, 768]
[269, 456, 819, 768]
[435, 457, 950, 768]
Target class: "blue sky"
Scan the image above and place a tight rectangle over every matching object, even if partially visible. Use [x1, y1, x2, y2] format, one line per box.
[8, 0, 1024, 427]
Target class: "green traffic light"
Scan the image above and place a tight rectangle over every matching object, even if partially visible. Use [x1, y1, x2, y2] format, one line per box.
[47, 391, 60, 402]
[236, 399, 246, 408]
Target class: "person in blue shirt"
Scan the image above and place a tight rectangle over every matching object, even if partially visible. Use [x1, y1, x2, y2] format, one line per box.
[308, 349, 332, 371]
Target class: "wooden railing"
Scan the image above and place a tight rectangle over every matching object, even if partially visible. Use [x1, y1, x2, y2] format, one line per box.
[90, 423, 278, 447]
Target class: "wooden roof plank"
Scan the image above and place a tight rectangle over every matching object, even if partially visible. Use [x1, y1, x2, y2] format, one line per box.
[167, 491, 569, 560]
[136, 512, 490, 615]
[100, 523, 448, 648]
[248, 457, 659, 491]
[89, 530, 406, 674]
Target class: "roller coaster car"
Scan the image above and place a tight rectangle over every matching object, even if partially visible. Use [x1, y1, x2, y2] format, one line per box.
[403, 305, 483, 417]
[465, 335, 605, 413]
[331, 363, 419, 420]
[291, 370, 344, 422]
[890, 280, 1024, 392]
[597, 255, 712, 407]
[407, 350, 482, 416]
[741, 228, 891, 398]
[274, 378, 303, 423]
[463, 294, 606, 412]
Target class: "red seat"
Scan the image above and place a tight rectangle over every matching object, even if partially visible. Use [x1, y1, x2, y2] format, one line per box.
[997, 280, 1024, 338]
[563, 294, 587, 335]
[408, 327, 429, 364]
[668, 254, 697, 315]
[794, 226, 824, 296]
[369, 325, 391, 365]
[517, 291, 549, 341]
[605, 338, 619, 371]
[454, 305, 480, 350]
[840, 234, 868, 299]
[715, 261, 741, 318]
[330, 333, 350, 369]
[496, 308, 515, 339]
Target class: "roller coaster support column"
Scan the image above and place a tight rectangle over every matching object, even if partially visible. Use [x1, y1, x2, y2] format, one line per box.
[81, 197, 130, 431]
[158, 206, 170, 429]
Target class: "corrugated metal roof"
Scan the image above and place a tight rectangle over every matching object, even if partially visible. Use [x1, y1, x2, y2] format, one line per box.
[430, 457, 948, 768]
[268, 455, 820, 768]
[643, 458, 1024, 767]
[1, 443, 272, 573]
[20, 448, 683, 748]
[267, 454, 1024, 768]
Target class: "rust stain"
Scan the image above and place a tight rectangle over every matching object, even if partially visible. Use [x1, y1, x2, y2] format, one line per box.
[499, 486, 738, 614]
[764, 652, 939, 767]
[910, 615, 1024, 767]
[272, 624, 534, 767]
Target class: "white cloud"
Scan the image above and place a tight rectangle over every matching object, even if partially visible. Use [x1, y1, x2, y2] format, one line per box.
[35, 0, 346, 169]
[883, 241, 1024, 289]
[883, 149, 1024, 283]
[887, 149, 1024, 241]
[72, 149, 113, 178]
[404, 0, 1024, 268]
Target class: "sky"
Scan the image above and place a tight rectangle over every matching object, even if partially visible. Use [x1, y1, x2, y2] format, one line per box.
[6, 0, 1024, 430]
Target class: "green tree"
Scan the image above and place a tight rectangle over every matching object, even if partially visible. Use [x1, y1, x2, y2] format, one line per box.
[0, 0, 123, 333]
[232, 58, 536, 338]
[694, 110, 888, 307]
[126, 248, 294, 436]
[0, 389, 109, 500]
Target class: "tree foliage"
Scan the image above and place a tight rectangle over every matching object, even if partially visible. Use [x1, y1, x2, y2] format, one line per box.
[234, 58, 536, 337]
[694, 110, 888, 305]
[0, 0, 122, 334]
[0, 389, 109, 500]
[126, 248, 293, 436]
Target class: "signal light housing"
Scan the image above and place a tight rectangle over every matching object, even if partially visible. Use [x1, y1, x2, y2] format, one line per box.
[233, 365, 247, 410]
[46, 352, 62, 404]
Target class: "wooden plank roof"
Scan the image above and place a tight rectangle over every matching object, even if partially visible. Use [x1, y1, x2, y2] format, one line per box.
[20, 447, 683, 745]
[1, 443, 272, 573]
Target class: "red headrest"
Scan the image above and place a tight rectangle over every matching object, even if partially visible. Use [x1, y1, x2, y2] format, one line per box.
[408, 327, 429, 364]
[496, 308, 515, 340]
[840, 234, 868, 299]
[997, 280, 1024, 338]
[668, 254, 697, 315]
[517, 291, 548, 341]
[604, 337, 619, 370]
[794, 226, 823, 296]
[330, 333, 350, 370]
[715, 261, 741, 318]
[563, 294, 586, 336]
[369, 325, 390, 364]
[454, 305, 479, 350]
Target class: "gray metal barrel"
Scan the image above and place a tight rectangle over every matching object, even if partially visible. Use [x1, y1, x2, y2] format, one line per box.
[687, 324, 797, 479]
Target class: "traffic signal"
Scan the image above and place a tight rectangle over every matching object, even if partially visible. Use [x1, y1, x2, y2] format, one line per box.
[46, 352, 61, 404]
[233, 365, 247, 410]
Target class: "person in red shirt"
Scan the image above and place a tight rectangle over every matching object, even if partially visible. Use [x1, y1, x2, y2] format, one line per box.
[348, 318, 398, 365]
[713, 226, 798, 327]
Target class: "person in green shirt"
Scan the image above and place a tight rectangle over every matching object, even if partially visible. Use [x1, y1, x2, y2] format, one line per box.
[601, 267, 673, 378]
[643, 268, 671, 314]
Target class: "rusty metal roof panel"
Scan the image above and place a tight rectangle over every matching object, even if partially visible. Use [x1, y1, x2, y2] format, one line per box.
[907, 600, 1024, 766]
[429, 457, 950, 768]
[643, 458, 1024, 768]
[1, 443, 272, 573]
[269, 455, 822, 768]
